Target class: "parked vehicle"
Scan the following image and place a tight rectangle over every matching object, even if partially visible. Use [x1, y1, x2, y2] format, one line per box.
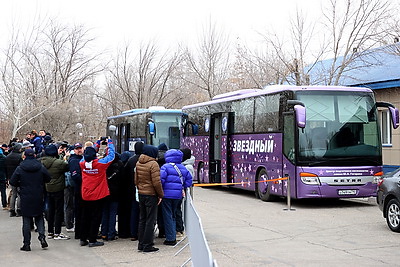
[377, 167, 400, 232]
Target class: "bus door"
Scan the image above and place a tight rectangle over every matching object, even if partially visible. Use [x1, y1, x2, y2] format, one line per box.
[283, 112, 297, 198]
[209, 112, 232, 184]
[120, 123, 130, 153]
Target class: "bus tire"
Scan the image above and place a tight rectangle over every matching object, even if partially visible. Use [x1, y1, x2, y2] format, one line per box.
[386, 198, 400, 232]
[256, 169, 277, 202]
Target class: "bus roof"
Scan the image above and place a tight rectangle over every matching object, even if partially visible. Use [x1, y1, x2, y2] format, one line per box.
[108, 107, 182, 120]
[182, 85, 373, 110]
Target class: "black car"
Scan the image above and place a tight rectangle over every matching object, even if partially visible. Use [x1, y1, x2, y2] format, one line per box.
[377, 167, 400, 232]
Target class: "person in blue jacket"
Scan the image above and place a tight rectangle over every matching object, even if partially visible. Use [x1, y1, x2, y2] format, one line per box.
[160, 149, 192, 246]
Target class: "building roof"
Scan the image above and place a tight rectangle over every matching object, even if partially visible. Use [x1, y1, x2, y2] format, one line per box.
[306, 44, 400, 89]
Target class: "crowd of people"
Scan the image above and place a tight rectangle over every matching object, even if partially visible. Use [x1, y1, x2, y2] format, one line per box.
[0, 130, 193, 253]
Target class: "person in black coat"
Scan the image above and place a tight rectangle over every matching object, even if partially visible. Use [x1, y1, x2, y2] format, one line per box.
[68, 143, 84, 240]
[118, 142, 144, 240]
[101, 153, 123, 241]
[10, 149, 51, 251]
[5, 143, 23, 216]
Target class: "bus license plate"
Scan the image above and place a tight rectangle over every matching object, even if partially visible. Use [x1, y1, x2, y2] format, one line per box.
[338, 190, 357, 196]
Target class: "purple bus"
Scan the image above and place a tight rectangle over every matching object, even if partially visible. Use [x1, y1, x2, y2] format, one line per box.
[181, 85, 399, 201]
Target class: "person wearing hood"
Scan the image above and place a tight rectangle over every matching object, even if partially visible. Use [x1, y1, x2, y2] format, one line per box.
[40, 144, 69, 240]
[118, 142, 143, 240]
[176, 148, 195, 237]
[135, 144, 164, 253]
[160, 149, 192, 246]
[5, 143, 23, 216]
[10, 149, 51, 251]
[79, 137, 115, 247]
[156, 143, 168, 238]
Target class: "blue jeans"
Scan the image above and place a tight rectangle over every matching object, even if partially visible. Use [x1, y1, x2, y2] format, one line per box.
[101, 199, 118, 239]
[175, 198, 184, 232]
[0, 180, 7, 208]
[130, 199, 140, 238]
[22, 215, 45, 245]
[161, 198, 180, 242]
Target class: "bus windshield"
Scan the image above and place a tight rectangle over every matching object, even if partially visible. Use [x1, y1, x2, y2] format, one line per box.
[152, 113, 181, 149]
[296, 91, 382, 166]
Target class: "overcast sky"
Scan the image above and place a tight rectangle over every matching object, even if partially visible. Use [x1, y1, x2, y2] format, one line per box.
[1, 0, 323, 52]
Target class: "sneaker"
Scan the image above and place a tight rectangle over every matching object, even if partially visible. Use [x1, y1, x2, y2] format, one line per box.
[10, 210, 16, 217]
[80, 240, 89, 246]
[176, 231, 184, 237]
[47, 233, 54, 239]
[66, 228, 75, 233]
[20, 245, 31, 251]
[163, 240, 177, 246]
[39, 237, 48, 248]
[54, 233, 70, 240]
[143, 246, 159, 252]
[88, 241, 104, 247]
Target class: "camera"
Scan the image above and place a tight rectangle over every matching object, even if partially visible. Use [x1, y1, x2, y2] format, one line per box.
[100, 136, 107, 145]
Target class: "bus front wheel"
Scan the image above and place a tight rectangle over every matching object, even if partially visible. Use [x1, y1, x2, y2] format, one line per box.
[256, 169, 277, 202]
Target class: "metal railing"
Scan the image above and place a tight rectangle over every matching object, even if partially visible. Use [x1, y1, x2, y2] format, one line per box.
[177, 189, 217, 267]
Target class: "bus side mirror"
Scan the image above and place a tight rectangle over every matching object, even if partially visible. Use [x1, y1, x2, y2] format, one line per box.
[376, 102, 399, 129]
[148, 121, 155, 135]
[192, 124, 199, 135]
[389, 106, 399, 129]
[294, 105, 306, 128]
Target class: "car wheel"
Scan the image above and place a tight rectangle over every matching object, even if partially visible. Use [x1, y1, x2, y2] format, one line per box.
[386, 198, 400, 232]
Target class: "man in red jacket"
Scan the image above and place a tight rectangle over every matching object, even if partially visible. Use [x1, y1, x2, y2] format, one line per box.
[79, 138, 115, 247]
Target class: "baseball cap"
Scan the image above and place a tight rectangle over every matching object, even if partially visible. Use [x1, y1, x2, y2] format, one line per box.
[73, 143, 83, 149]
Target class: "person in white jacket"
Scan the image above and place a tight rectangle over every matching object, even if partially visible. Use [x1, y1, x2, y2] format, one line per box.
[176, 148, 195, 236]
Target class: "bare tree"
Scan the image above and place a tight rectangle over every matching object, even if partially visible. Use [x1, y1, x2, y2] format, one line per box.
[259, 7, 324, 86]
[182, 20, 231, 99]
[102, 41, 184, 116]
[318, 0, 393, 85]
[0, 18, 102, 140]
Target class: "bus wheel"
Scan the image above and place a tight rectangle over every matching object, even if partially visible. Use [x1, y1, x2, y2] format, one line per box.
[256, 169, 277, 202]
[197, 162, 204, 184]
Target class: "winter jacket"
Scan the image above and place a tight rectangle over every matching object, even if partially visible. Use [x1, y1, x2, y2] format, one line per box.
[182, 155, 195, 178]
[40, 156, 69, 193]
[31, 136, 43, 154]
[0, 153, 5, 182]
[135, 154, 164, 198]
[68, 153, 83, 192]
[160, 149, 192, 199]
[5, 151, 23, 180]
[80, 141, 115, 201]
[106, 155, 123, 201]
[10, 158, 51, 216]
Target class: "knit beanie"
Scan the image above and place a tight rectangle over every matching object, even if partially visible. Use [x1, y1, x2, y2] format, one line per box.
[45, 144, 58, 157]
[84, 147, 97, 162]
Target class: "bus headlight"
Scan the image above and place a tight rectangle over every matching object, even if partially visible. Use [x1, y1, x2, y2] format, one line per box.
[300, 172, 321, 185]
[373, 171, 383, 184]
